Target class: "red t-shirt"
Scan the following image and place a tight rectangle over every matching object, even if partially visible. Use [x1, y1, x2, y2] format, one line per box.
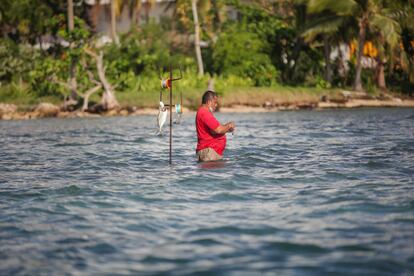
[196, 106, 226, 155]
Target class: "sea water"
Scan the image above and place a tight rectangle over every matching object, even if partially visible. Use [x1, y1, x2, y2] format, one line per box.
[1, 108, 413, 275]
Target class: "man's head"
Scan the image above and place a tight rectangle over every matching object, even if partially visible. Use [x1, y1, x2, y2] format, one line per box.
[202, 90, 218, 112]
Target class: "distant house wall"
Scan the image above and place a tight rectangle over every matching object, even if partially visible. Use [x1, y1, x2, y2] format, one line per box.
[331, 42, 379, 71]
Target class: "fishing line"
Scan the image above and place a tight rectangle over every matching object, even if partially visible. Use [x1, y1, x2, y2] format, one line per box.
[174, 80, 183, 124]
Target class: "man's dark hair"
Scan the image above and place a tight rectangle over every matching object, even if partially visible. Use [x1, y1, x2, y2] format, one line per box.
[202, 90, 217, 104]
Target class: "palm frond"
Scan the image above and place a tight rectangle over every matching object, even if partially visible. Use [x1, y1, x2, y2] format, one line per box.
[371, 13, 401, 48]
[307, 0, 357, 16]
[302, 15, 344, 41]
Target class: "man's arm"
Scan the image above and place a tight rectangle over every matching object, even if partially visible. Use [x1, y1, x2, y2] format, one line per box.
[212, 122, 235, 135]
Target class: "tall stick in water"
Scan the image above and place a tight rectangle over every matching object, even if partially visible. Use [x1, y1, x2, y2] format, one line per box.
[169, 64, 173, 165]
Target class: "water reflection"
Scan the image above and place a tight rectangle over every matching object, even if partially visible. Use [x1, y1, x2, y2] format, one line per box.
[198, 160, 228, 169]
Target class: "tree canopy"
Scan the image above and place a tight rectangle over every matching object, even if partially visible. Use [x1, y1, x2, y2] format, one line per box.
[0, 0, 413, 110]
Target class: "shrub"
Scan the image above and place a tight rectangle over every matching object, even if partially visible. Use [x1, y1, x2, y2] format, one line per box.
[212, 25, 278, 86]
[103, 23, 194, 92]
[0, 39, 35, 83]
[29, 55, 68, 97]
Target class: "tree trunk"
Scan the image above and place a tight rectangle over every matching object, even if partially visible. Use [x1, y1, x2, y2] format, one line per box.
[289, 37, 304, 82]
[207, 78, 215, 91]
[323, 35, 332, 84]
[96, 51, 119, 110]
[67, 0, 78, 103]
[85, 48, 119, 110]
[288, 3, 306, 83]
[191, 0, 204, 76]
[353, 15, 367, 92]
[336, 42, 347, 85]
[67, 0, 74, 31]
[69, 58, 78, 101]
[81, 85, 101, 111]
[410, 58, 414, 84]
[131, 0, 140, 30]
[111, 0, 120, 44]
[143, 2, 150, 23]
[375, 57, 387, 90]
[211, 0, 222, 33]
[90, 3, 101, 32]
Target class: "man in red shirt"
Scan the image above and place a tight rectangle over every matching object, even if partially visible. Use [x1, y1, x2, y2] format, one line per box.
[196, 91, 235, 162]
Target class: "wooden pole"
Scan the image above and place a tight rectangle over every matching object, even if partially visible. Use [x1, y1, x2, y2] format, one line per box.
[169, 64, 173, 165]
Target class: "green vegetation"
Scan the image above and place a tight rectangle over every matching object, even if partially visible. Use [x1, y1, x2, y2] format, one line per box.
[0, 0, 413, 111]
[116, 84, 336, 109]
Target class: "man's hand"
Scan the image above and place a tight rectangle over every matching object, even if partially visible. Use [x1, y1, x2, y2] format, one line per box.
[212, 121, 236, 135]
[226, 122, 235, 133]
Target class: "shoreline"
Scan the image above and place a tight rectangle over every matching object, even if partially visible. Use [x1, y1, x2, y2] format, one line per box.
[221, 98, 414, 112]
[1, 98, 413, 120]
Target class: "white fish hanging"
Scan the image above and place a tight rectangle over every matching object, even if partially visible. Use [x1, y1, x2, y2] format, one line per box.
[156, 101, 168, 135]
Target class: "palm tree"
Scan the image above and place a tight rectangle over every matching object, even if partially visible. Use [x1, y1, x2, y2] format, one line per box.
[303, 0, 356, 84]
[371, 12, 401, 90]
[390, 1, 414, 85]
[304, 0, 401, 92]
[352, 0, 401, 91]
[175, 0, 227, 76]
[92, 1, 142, 36]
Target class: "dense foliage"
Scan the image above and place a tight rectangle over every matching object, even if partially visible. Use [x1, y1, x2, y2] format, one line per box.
[212, 24, 278, 86]
[0, 0, 413, 108]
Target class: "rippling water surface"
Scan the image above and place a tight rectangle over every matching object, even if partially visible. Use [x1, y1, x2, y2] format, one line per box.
[1, 108, 414, 275]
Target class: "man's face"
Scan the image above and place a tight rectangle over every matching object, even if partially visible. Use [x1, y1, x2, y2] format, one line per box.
[209, 96, 218, 112]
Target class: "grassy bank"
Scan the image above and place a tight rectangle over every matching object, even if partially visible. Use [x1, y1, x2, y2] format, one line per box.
[1, 82, 342, 110]
[116, 85, 343, 110]
[11, 78, 413, 113]
[2, 83, 413, 121]
[0, 83, 62, 112]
